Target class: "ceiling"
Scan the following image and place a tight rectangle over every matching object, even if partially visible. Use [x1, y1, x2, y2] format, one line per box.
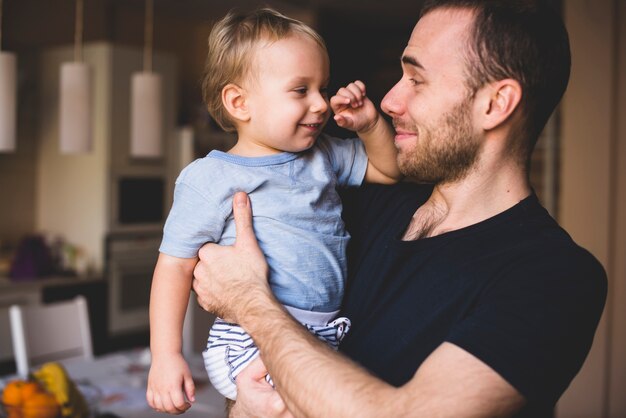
[108, 0, 425, 22]
[2, 0, 425, 51]
[1, 0, 423, 132]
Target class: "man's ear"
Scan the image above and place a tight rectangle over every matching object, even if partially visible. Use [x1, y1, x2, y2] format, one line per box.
[222, 83, 250, 123]
[479, 79, 522, 131]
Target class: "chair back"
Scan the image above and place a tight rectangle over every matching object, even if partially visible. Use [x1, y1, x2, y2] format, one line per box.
[9, 295, 93, 378]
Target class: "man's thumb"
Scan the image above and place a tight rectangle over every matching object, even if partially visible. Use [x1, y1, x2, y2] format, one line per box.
[233, 192, 258, 248]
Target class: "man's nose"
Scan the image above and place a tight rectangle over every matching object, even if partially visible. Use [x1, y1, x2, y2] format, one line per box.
[381, 81, 403, 116]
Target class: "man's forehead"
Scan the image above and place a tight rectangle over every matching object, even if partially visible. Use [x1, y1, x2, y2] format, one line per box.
[407, 8, 474, 50]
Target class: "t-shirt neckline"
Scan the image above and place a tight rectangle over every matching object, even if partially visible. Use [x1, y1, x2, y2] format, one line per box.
[395, 192, 539, 245]
[208, 149, 299, 167]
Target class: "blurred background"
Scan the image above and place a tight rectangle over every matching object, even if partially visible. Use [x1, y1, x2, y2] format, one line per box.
[0, 0, 623, 417]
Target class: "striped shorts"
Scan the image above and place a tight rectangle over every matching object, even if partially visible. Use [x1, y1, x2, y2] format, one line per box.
[202, 308, 351, 400]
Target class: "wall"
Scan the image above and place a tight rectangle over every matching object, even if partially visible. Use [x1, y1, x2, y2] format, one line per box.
[35, 44, 111, 274]
[0, 54, 40, 248]
[557, 0, 625, 417]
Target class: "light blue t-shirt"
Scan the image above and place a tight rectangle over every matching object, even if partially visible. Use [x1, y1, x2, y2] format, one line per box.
[160, 134, 368, 313]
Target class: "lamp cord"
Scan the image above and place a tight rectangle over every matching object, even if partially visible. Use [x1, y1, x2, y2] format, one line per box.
[144, 0, 153, 73]
[74, 0, 84, 62]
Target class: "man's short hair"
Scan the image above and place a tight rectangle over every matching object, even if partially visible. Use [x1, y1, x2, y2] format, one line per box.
[421, 0, 571, 158]
[201, 8, 327, 132]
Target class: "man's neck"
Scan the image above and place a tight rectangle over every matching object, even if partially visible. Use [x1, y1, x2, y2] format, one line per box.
[403, 161, 531, 241]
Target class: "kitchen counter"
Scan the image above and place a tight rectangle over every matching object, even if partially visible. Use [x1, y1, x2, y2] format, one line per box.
[0, 274, 104, 292]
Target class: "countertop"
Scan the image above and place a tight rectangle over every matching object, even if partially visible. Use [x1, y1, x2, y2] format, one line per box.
[0, 274, 104, 292]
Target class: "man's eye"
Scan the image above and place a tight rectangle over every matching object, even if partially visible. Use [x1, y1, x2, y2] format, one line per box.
[294, 88, 307, 94]
[409, 78, 422, 86]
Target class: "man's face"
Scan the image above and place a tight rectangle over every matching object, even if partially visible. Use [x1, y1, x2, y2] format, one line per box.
[381, 8, 481, 184]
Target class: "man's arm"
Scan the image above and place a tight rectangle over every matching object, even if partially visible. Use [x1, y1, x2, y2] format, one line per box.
[193, 192, 525, 418]
[231, 296, 524, 418]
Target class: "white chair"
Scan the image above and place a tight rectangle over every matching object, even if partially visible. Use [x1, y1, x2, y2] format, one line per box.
[9, 295, 94, 378]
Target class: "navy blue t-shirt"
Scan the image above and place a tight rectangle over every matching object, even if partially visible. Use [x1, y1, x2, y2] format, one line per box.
[339, 183, 607, 417]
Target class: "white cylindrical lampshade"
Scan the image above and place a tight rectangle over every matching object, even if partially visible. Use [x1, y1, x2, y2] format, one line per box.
[59, 62, 93, 154]
[0, 51, 17, 153]
[130, 72, 162, 158]
[178, 125, 194, 170]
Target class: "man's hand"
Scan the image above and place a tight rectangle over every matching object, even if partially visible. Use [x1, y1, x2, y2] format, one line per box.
[230, 358, 294, 418]
[192, 192, 270, 324]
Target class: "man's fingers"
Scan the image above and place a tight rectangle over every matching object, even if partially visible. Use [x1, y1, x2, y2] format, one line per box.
[242, 357, 270, 382]
[232, 192, 260, 249]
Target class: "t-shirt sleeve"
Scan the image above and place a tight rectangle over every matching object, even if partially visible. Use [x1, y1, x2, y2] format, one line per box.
[446, 249, 607, 406]
[159, 178, 226, 259]
[317, 134, 368, 187]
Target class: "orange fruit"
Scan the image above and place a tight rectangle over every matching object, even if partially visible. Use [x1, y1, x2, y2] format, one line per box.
[5, 406, 22, 418]
[19, 382, 42, 401]
[2, 379, 58, 418]
[2, 379, 32, 406]
[22, 391, 59, 418]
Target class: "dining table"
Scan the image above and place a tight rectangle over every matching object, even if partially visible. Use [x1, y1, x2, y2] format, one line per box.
[1, 348, 227, 418]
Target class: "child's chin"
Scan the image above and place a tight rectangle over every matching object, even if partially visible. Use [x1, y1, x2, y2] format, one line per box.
[292, 141, 315, 152]
[291, 139, 317, 153]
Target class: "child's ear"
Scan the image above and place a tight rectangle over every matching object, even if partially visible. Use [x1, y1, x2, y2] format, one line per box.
[222, 83, 250, 123]
[479, 79, 522, 131]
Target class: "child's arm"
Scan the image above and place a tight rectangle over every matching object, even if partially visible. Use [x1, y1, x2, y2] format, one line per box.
[147, 253, 198, 414]
[331, 80, 402, 184]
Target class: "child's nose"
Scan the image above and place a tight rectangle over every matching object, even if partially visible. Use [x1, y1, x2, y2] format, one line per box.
[310, 93, 329, 113]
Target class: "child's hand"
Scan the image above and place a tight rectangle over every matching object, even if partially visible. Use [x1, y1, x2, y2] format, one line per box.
[331, 80, 380, 134]
[147, 352, 196, 414]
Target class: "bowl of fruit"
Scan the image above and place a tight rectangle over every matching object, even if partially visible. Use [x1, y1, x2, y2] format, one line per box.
[1, 379, 61, 418]
[1, 362, 96, 418]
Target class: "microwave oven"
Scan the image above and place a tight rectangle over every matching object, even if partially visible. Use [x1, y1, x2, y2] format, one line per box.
[110, 175, 167, 233]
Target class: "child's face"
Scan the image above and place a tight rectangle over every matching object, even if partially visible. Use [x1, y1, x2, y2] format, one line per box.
[240, 34, 330, 154]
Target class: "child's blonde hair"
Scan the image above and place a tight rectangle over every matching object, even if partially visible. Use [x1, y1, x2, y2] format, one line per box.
[202, 8, 327, 132]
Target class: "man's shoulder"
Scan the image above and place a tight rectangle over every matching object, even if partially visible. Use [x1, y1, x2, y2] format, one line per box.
[512, 198, 606, 277]
[495, 204, 608, 300]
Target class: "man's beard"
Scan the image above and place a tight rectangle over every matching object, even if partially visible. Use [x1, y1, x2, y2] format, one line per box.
[396, 96, 480, 184]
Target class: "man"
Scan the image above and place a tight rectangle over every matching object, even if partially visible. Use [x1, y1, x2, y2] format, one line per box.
[192, 1, 607, 417]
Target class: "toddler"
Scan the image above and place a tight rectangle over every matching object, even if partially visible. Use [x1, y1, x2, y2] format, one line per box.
[146, 7, 400, 413]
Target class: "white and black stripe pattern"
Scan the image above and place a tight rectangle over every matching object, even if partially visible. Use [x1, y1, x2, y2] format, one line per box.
[203, 316, 351, 400]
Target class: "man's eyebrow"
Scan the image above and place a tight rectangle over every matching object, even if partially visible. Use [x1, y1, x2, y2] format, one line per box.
[401, 55, 425, 70]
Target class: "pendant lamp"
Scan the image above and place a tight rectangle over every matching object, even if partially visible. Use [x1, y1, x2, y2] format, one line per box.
[59, 0, 92, 154]
[0, 0, 17, 153]
[130, 0, 162, 158]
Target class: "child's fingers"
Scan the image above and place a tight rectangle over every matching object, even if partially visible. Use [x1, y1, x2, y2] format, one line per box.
[330, 94, 351, 110]
[146, 387, 157, 410]
[344, 81, 366, 105]
[169, 389, 191, 414]
[354, 80, 366, 95]
[334, 114, 348, 127]
[184, 375, 196, 403]
[335, 87, 359, 105]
